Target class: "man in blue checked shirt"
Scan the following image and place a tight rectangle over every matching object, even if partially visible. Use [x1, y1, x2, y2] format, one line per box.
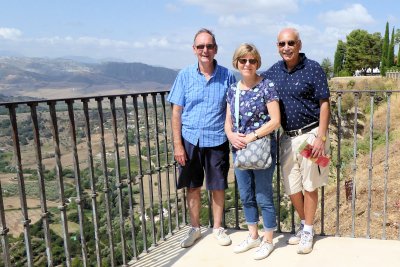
[167, 28, 236, 248]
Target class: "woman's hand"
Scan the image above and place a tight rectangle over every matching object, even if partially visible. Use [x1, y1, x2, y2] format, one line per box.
[228, 132, 247, 150]
[244, 132, 256, 144]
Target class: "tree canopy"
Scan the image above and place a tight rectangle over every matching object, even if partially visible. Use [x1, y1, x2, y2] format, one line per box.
[343, 29, 382, 75]
[332, 22, 399, 76]
[395, 29, 400, 45]
[321, 57, 333, 78]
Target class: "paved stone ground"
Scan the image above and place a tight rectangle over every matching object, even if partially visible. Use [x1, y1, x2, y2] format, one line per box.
[129, 226, 400, 267]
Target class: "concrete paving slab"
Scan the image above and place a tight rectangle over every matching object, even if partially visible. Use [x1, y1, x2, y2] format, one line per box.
[129, 226, 400, 267]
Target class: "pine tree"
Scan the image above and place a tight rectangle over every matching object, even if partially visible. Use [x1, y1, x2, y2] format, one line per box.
[388, 27, 395, 67]
[381, 22, 390, 76]
[343, 29, 381, 75]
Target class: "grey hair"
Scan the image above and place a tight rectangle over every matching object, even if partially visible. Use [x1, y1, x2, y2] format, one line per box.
[193, 28, 217, 45]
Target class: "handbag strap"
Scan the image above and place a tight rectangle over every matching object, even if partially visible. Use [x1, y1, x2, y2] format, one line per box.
[234, 81, 241, 131]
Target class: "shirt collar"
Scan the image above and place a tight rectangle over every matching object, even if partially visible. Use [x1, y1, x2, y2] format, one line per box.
[279, 53, 307, 73]
[197, 59, 218, 76]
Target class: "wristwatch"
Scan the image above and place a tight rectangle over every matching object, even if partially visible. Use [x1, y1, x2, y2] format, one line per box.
[253, 131, 259, 140]
[319, 135, 327, 142]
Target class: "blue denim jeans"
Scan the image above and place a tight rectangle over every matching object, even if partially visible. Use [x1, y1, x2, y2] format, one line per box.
[233, 139, 277, 231]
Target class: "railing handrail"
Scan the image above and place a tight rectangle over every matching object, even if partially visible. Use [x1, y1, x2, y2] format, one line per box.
[0, 89, 170, 106]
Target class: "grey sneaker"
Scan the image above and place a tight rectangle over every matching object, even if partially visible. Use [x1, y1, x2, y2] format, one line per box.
[180, 227, 201, 248]
[233, 234, 261, 253]
[254, 241, 274, 260]
[213, 227, 232, 246]
[297, 231, 314, 254]
[287, 224, 304, 245]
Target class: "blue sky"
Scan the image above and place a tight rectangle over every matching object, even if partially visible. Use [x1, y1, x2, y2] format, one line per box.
[0, 0, 398, 70]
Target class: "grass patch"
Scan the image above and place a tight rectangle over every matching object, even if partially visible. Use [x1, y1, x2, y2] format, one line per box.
[50, 221, 80, 237]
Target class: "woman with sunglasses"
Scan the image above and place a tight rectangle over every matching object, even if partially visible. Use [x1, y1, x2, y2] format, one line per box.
[224, 43, 280, 260]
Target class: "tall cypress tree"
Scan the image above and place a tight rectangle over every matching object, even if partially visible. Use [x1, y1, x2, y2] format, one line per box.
[381, 22, 390, 75]
[398, 45, 400, 67]
[397, 29, 400, 67]
[333, 40, 346, 76]
[388, 27, 395, 67]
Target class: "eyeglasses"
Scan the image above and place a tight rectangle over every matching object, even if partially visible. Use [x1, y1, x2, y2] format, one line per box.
[277, 40, 298, 47]
[238, 58, 258, 65]
[195, 44, 216, 50]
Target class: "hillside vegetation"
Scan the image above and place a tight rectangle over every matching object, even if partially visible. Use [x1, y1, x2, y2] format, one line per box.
[314, 76, 400, 239]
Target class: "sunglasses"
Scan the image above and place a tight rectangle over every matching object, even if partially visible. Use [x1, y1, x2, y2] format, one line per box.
[277, 40, 298, 47]
[238, 58, 258, 65]
[195, 44, 216, 50]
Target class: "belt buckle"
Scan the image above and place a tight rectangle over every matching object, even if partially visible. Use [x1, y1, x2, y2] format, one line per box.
[296, 129, 302, 136]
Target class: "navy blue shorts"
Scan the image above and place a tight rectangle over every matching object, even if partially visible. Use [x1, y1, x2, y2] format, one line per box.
[177, 139, 230, 190]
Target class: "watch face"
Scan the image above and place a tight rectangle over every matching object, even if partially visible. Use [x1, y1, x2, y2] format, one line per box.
[254, 132, 259, 139]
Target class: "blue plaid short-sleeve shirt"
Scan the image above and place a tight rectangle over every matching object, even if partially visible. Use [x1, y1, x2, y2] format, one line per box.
[167, 60, 236, 147]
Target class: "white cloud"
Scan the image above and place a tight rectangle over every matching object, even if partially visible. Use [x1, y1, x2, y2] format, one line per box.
[148, 37, 169, 47]
[318, 4, 375, 28]
[218, 15, 253, 27]
[76, 37, 131, 48]
[15, 32, 181, 53]
[301, 0, 322, 3]
[0, 27, 22, 40]
[181, 0, 299, 16]
[133, 41, 145, 48]
[319, 27, 349, 44]
[34, 36, 131, 48]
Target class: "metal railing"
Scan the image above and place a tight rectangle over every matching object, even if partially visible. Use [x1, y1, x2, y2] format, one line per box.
[329, 90, 400, 240]
[386, 71, 400, 80]
[0, 91, 183, 266]
[0, 89, 399, 266]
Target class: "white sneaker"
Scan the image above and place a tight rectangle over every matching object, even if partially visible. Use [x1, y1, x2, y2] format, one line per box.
[297, 231, 314, 254]
[213, 227, 232, 246]
[287, 224, 304, 245]
[254, 241, 274, 260]
[180, 227, 201, 248]
[233, 234, 261, 253]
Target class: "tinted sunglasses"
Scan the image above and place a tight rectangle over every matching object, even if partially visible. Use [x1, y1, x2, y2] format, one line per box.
[195, 44, 216, 50]
[277, 40, 297, 47]
[238, 58, 258, 65]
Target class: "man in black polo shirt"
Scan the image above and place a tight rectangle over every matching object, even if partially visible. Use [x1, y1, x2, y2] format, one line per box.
[262, 27, 330, 254]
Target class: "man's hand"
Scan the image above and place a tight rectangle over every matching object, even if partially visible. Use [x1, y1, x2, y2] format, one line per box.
[311, 136, 326, 158]
[174, 144, 187, 166]
[171, 104, 187, 165]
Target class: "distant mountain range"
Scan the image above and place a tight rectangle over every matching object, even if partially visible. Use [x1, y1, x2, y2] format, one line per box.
[0, 56, 179, 98]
